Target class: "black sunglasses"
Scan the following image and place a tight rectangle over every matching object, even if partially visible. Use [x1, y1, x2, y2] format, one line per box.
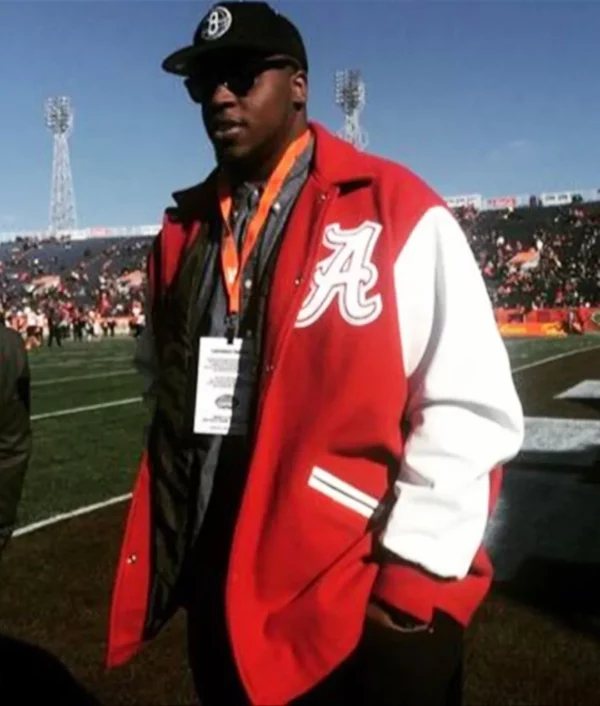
[184, 57, 300, 104]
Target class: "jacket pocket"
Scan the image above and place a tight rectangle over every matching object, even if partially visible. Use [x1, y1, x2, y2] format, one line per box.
[308, 466, 380, 520]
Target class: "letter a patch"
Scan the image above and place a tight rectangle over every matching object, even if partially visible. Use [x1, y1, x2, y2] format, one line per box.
[296, 221, 383, 328]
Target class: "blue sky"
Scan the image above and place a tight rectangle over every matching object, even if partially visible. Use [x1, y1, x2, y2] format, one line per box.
[0, 0, 599, 232]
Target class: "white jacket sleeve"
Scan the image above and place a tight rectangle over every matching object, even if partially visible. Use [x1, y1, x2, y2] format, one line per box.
[381, 205, 524, 579]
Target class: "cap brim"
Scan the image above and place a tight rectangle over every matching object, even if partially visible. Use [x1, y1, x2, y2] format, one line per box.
[162, 45, 203, 76]
[162, 43, 275, 77]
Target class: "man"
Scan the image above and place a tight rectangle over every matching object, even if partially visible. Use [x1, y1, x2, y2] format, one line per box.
[46, 305, 62, 347]
[0, 315, 32, 559]
[106, 3, 524, 705]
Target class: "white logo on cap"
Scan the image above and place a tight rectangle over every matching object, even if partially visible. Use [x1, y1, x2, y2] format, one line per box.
[200, 6, 233, 41]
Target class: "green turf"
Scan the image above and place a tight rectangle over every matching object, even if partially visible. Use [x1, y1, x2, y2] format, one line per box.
[18, 406, 147, 527]
[15, 334, 597, 530]
[21, 339, 146, 526]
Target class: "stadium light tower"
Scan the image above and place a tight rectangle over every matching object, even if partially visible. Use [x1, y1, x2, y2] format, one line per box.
[45, 96, 78, 234]
[334, 69, 368, 151]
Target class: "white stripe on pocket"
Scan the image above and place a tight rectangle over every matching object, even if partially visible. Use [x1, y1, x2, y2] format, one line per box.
[308, 467, 379, 519]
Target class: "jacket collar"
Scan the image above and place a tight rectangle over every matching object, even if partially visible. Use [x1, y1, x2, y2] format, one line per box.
[308, 121, 374, 187]
[169, 121, 373, 213]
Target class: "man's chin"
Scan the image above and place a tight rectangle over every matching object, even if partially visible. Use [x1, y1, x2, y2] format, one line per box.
[214, 140, 253, 165]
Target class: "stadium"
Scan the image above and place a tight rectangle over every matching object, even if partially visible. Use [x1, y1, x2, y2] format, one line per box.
[2, 184, 600, 705]
[1, 13, 600, 706]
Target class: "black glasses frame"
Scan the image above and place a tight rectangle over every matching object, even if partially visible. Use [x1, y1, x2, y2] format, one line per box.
[184, 56, 301, 104]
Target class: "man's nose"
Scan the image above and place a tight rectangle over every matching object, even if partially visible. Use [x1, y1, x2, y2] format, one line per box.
[207, 81, 237, 107]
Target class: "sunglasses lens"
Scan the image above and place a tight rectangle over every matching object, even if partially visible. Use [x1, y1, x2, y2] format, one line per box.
[185, 59, 294, 103]
[226, 71, 257, 96]
[185, 78, 205, 103]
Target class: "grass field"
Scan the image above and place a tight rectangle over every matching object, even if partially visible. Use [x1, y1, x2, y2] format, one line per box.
[17, 339, 145, 528]
[15, 333, 600, 530]
[1, 333, 599, 705]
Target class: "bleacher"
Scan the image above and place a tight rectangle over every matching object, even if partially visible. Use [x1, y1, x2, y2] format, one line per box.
[0, 236, 151, 317]
[1, 198, 599, 317]
[458, 201, 600, 309]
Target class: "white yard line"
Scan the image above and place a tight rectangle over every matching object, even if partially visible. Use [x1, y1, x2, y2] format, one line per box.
[32, 370, 135, 387]
[512, 343, 600, 374]
[14, 341, 600, 539]
[31, 397, 142, 421]
[30, 355, 133, 370]
[14, 494, 133, 538]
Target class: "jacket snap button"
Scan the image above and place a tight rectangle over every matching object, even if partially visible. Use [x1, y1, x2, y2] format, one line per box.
[126, 554, 137, 565]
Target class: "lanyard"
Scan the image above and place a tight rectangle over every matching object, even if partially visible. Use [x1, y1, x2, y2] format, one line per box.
[217, 129, 311, 321]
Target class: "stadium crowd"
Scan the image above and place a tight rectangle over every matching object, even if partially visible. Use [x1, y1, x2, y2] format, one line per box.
[1, 200, 599, 346]
[457, 200, 600, 310]
[0, 234, 148, 348]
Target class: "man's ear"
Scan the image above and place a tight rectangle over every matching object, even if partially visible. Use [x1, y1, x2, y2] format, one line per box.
[290, 71, 308, 111]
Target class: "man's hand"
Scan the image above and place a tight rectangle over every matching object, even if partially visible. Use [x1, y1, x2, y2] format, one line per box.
[359, 601, 464, 705]
[366, 599, 433, 633]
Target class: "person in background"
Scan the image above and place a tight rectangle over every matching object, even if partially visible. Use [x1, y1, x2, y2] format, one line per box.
[106, 3, 524, 705]
[0, 313, 32, 559]
[46, 305, 62, 348]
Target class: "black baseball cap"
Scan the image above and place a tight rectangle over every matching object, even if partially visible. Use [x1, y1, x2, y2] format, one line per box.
[162, 2, 308, 77]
